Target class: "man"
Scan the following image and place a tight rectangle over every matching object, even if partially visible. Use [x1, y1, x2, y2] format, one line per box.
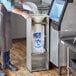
[0, 0, 29, 75]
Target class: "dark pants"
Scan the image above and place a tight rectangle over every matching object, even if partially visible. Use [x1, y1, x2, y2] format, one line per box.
[1, 51, 10, 68]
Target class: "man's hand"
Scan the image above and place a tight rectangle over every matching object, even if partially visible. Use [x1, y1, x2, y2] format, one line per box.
[22, 12, 30, 19]
[11, 8, 30, 19]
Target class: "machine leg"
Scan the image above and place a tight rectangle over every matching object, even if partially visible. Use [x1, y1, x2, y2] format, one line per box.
[67, 68, 70, 76]
[59, 66, 62, 76]
[58, 39, 62, 76]
[67, 47, 70, 76]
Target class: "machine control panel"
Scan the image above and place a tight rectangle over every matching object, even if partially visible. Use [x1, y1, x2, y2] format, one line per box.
[48, 0, 67, 30]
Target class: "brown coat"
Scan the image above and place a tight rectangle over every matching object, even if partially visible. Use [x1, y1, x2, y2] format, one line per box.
[0, 4, 12, 52]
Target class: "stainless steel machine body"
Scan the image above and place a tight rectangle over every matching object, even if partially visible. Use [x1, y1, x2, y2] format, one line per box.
[48, 0, 76, 75]
[49, 0, 68, 67]
[26, 14, 49, 72]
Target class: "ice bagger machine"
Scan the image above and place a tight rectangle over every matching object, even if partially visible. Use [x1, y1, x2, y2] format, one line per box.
[26, 14, 49, 72]
[48, 0, 75, 69]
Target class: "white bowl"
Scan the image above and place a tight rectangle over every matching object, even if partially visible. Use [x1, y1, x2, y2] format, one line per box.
[22, 2, 39, 14]
[22, 2, 32, 11]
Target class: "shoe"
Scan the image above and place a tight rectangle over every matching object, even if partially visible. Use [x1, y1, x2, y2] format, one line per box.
[2, 51, 18, 71]
[5, 63, 18, 71]
[0, 70, 6, 76]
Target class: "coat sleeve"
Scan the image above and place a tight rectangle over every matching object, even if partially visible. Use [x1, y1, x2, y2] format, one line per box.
[1, 0, 15, 11]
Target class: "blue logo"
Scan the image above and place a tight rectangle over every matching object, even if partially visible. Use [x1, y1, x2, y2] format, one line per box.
[33, 32, 42, 48]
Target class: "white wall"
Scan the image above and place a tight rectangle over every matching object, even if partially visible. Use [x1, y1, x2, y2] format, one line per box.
[61, 0, 76, 31]
[42, 0, 52, 4]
